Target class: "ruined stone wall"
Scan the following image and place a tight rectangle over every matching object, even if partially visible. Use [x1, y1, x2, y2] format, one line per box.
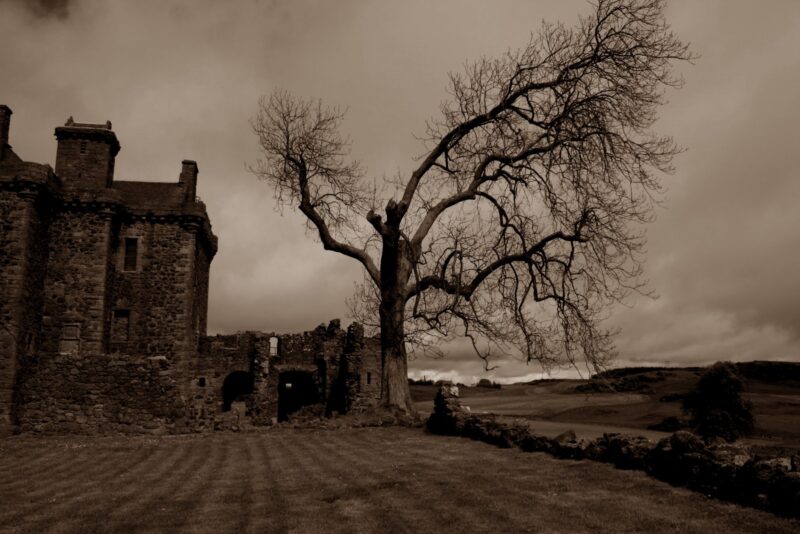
[339, 324, 382, 413]
[188, 333, 259, 430]
[357, 337, 382, 405]
[14, 352, 184, 434]
[189, 321, 381, 429]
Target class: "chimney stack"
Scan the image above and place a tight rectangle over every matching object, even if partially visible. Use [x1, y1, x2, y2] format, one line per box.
[179, 160, 198, 202]
[0, 105, 11, 160]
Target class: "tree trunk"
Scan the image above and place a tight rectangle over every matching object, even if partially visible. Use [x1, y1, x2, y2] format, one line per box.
[379, 294, 415, 414]
[378, 215, 415, 414]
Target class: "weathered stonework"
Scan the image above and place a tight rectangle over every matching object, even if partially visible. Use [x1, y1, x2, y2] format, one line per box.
[192, 319, 382, 431]
[0, 106, 382, 435]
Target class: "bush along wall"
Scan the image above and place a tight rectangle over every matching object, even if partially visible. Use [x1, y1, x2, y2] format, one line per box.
[426, 383, 800, 518]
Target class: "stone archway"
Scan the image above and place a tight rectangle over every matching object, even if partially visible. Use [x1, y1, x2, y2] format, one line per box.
[278, 371, 319, 421]
[222, 370, 254, 412]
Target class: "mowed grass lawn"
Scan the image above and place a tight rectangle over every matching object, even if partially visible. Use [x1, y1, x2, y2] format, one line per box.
[1, 427, 798, 534]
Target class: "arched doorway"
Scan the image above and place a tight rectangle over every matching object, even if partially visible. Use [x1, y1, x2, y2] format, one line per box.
[278, 371, 319, 421]
[222, 371, 254, 411]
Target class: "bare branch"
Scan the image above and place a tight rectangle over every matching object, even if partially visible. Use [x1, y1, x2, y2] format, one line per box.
[250, 91, 380, 284]
[252, 0, 694, 397]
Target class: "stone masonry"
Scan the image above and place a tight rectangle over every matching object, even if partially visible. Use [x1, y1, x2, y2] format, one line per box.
[0, 106, 381, 435]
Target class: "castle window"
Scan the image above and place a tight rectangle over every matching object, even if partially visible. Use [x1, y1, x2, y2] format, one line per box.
[111, 309, 130, 343]
[80, 140, 88, 155]
[367, 372, 372, 385]
[269, 336, 279, 357]
[123, 238, 138, 271]
[197, 377, 206, 387]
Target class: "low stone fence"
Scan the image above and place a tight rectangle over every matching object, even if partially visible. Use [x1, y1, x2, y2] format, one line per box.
[427, 383, 800, 518]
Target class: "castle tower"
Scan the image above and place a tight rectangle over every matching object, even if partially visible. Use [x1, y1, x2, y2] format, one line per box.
[54, 117, 120, 189]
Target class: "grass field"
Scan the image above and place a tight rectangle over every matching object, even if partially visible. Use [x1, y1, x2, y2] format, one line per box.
[1, 427, 799, 533]
[411, 369, 800, 451]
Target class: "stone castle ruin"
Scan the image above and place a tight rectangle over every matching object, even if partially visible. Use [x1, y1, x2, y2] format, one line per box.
[0, 106, 381, 435]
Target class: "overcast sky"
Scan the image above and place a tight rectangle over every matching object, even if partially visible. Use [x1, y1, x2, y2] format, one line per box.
[2, 0, 799, 383]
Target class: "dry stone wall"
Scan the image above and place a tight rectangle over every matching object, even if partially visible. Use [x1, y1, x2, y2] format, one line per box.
[427, 383, 800, 519]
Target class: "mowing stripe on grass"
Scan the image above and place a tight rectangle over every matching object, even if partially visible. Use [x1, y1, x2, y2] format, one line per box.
[2, 428, 799, 534]
[307, 430, 418, 533]
[1, 444, 128, 530]
[268, 430, 344, 532]
[98, 440, 186, 529]
[331, 429, 525, 531]
[245, 432, 291, 532]
[57, 444, 168, 533]
[300, 430, 411, 532]
[100, 437, 206, 532]
[169, 435, 233, 532]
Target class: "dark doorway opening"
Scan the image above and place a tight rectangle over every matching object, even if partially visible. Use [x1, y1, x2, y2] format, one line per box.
[222, 371, 254, 411]
[278, 371, 319, 421]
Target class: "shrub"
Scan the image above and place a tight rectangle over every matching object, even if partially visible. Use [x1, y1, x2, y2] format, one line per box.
[682, 362, 754, 442]
[476, 378, 502, 389]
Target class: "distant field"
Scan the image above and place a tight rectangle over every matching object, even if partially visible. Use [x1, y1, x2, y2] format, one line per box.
[411, 368, 800, 450]
[1, 427, 798, 533]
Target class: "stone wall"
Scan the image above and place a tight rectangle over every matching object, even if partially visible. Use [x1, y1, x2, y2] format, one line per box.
[188, 333, 261, 430]
[0, 189, 29, 434]
[338, 323, 381, 413]
[54, 125, 118, 190]
[0, 180, 52, 435]
[40, 207, 112, 355]
[109, 219, 195, 362]
[192, 234, 211, 342]
[185, 321, 383, 431]
[427, 384, 800, 519]
[14, 351, 184, 434]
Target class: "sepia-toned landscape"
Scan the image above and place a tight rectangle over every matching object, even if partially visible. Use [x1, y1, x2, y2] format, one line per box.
[2, 0, 799, 532]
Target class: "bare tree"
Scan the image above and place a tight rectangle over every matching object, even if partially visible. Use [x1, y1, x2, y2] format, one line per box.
[251, 0, 694, 413]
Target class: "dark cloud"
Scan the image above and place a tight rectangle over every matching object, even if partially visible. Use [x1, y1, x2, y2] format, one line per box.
[4, 0, 71, 20]
[1, 0, 798, 382]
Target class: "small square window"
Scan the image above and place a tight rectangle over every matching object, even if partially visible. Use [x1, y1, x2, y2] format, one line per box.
[123, 238, 138, 271]
[62, 324, 80, 340]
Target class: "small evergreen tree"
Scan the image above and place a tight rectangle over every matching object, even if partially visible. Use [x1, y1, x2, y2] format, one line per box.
[682, 362, 754, 442]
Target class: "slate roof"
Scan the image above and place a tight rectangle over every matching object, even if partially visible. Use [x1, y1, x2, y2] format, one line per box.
[113, 180, 186, 211]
